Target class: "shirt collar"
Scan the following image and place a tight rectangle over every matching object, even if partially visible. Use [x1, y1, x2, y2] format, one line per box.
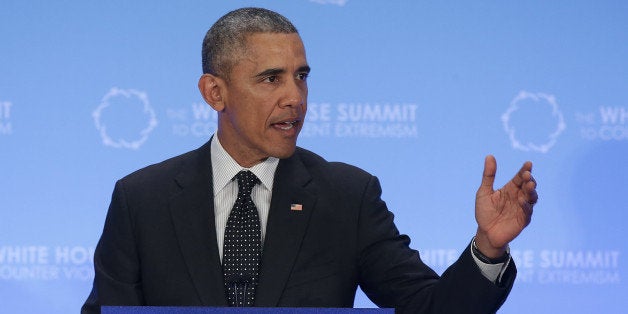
[210, 134, 279, 196]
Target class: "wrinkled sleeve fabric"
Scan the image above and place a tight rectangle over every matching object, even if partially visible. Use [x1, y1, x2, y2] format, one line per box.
[356, 175, 516, 314]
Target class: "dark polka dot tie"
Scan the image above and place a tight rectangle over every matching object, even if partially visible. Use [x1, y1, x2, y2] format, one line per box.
[223, 170, 261, 307]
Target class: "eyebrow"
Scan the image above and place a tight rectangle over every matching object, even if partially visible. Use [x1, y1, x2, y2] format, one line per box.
[253, 65, 311, 79]
[298, 65, 311, 74]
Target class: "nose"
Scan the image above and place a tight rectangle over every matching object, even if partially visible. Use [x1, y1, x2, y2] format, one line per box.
[278, 78, 306, 109]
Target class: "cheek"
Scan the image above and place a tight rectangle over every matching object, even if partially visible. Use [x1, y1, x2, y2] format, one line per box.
[243, 103, 273, 130]
[229, 88, 277, 131]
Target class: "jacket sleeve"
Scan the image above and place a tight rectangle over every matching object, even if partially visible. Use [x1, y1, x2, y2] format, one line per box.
[81, 180, 145, 314]
[356, 175, 516, 314]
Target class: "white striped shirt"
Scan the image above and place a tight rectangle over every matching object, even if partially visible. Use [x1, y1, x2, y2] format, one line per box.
[210, 135, 279, 262]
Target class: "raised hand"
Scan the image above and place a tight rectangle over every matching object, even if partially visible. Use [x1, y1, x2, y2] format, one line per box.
[474, 155, 537, 258]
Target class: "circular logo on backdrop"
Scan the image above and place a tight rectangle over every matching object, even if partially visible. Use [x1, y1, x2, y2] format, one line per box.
[501, 91, 566, 153]
[92, 88, 158, 149]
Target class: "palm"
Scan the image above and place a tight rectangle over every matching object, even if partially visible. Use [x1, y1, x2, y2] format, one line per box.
[475, 156, 536, 250]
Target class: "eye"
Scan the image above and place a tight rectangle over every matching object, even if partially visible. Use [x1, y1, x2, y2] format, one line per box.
[263, 75, 278, 83]
[297, 72, 309, 81]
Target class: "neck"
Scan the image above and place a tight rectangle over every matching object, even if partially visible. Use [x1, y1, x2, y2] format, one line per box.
[216, 132, 267, 168]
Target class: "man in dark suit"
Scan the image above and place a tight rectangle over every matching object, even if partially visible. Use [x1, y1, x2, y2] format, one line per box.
[82, 7, 537, 314]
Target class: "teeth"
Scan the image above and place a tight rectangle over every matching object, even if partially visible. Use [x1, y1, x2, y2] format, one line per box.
[278, 121, 294, 130]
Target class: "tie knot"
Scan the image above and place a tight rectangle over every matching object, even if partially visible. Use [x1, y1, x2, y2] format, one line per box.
[235, 170, 259, 196]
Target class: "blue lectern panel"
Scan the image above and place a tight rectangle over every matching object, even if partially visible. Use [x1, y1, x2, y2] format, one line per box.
[102, 307, 393, 314]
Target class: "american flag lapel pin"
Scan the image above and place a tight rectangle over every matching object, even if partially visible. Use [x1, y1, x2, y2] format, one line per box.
[290, 203, 303, 211]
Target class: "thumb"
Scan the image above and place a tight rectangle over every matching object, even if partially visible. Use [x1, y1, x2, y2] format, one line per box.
[479, 155, 497, 195]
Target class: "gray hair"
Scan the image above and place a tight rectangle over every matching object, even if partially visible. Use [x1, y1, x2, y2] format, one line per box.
[201, 7, 298, 77]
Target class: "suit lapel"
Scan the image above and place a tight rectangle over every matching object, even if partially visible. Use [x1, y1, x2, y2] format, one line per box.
[168, 141, 228, 306]
[255, 152, 317, 306]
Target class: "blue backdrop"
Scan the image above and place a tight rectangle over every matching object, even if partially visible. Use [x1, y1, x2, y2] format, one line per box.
[1, 1, 627, 313]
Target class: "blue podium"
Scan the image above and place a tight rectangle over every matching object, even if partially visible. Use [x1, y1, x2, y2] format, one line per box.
[102, 307, 393, 314]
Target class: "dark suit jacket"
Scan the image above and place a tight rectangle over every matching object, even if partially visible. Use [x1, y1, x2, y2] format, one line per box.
[82, 140, 516, 314]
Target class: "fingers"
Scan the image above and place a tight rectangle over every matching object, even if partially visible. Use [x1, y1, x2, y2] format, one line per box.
[523, 176, 538, 205]
[479, 155, 497, 192]
[517, 170, 538, 221]
[480, 156, 538, 209]
[521, 162, 537, 204]
[511, 161, 533, 187]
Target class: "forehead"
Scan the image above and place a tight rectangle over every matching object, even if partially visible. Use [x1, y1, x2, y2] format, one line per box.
[236, 32, 307, 69]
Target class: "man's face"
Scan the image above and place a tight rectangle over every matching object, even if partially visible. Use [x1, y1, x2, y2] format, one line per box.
[214, 33, 309, 167]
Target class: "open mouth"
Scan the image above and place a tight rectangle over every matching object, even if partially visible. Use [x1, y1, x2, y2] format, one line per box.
[273, 120, 299, 130]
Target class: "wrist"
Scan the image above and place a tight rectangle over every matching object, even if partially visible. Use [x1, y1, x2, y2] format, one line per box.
[472, 237, 510, 264]
[474, 230, 508, 259]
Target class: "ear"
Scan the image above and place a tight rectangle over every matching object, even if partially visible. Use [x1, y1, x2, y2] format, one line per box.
[198, 74, 225, 111]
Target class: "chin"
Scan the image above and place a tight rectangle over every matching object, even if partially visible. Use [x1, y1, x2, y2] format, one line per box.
[269, 144, 297, 159]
